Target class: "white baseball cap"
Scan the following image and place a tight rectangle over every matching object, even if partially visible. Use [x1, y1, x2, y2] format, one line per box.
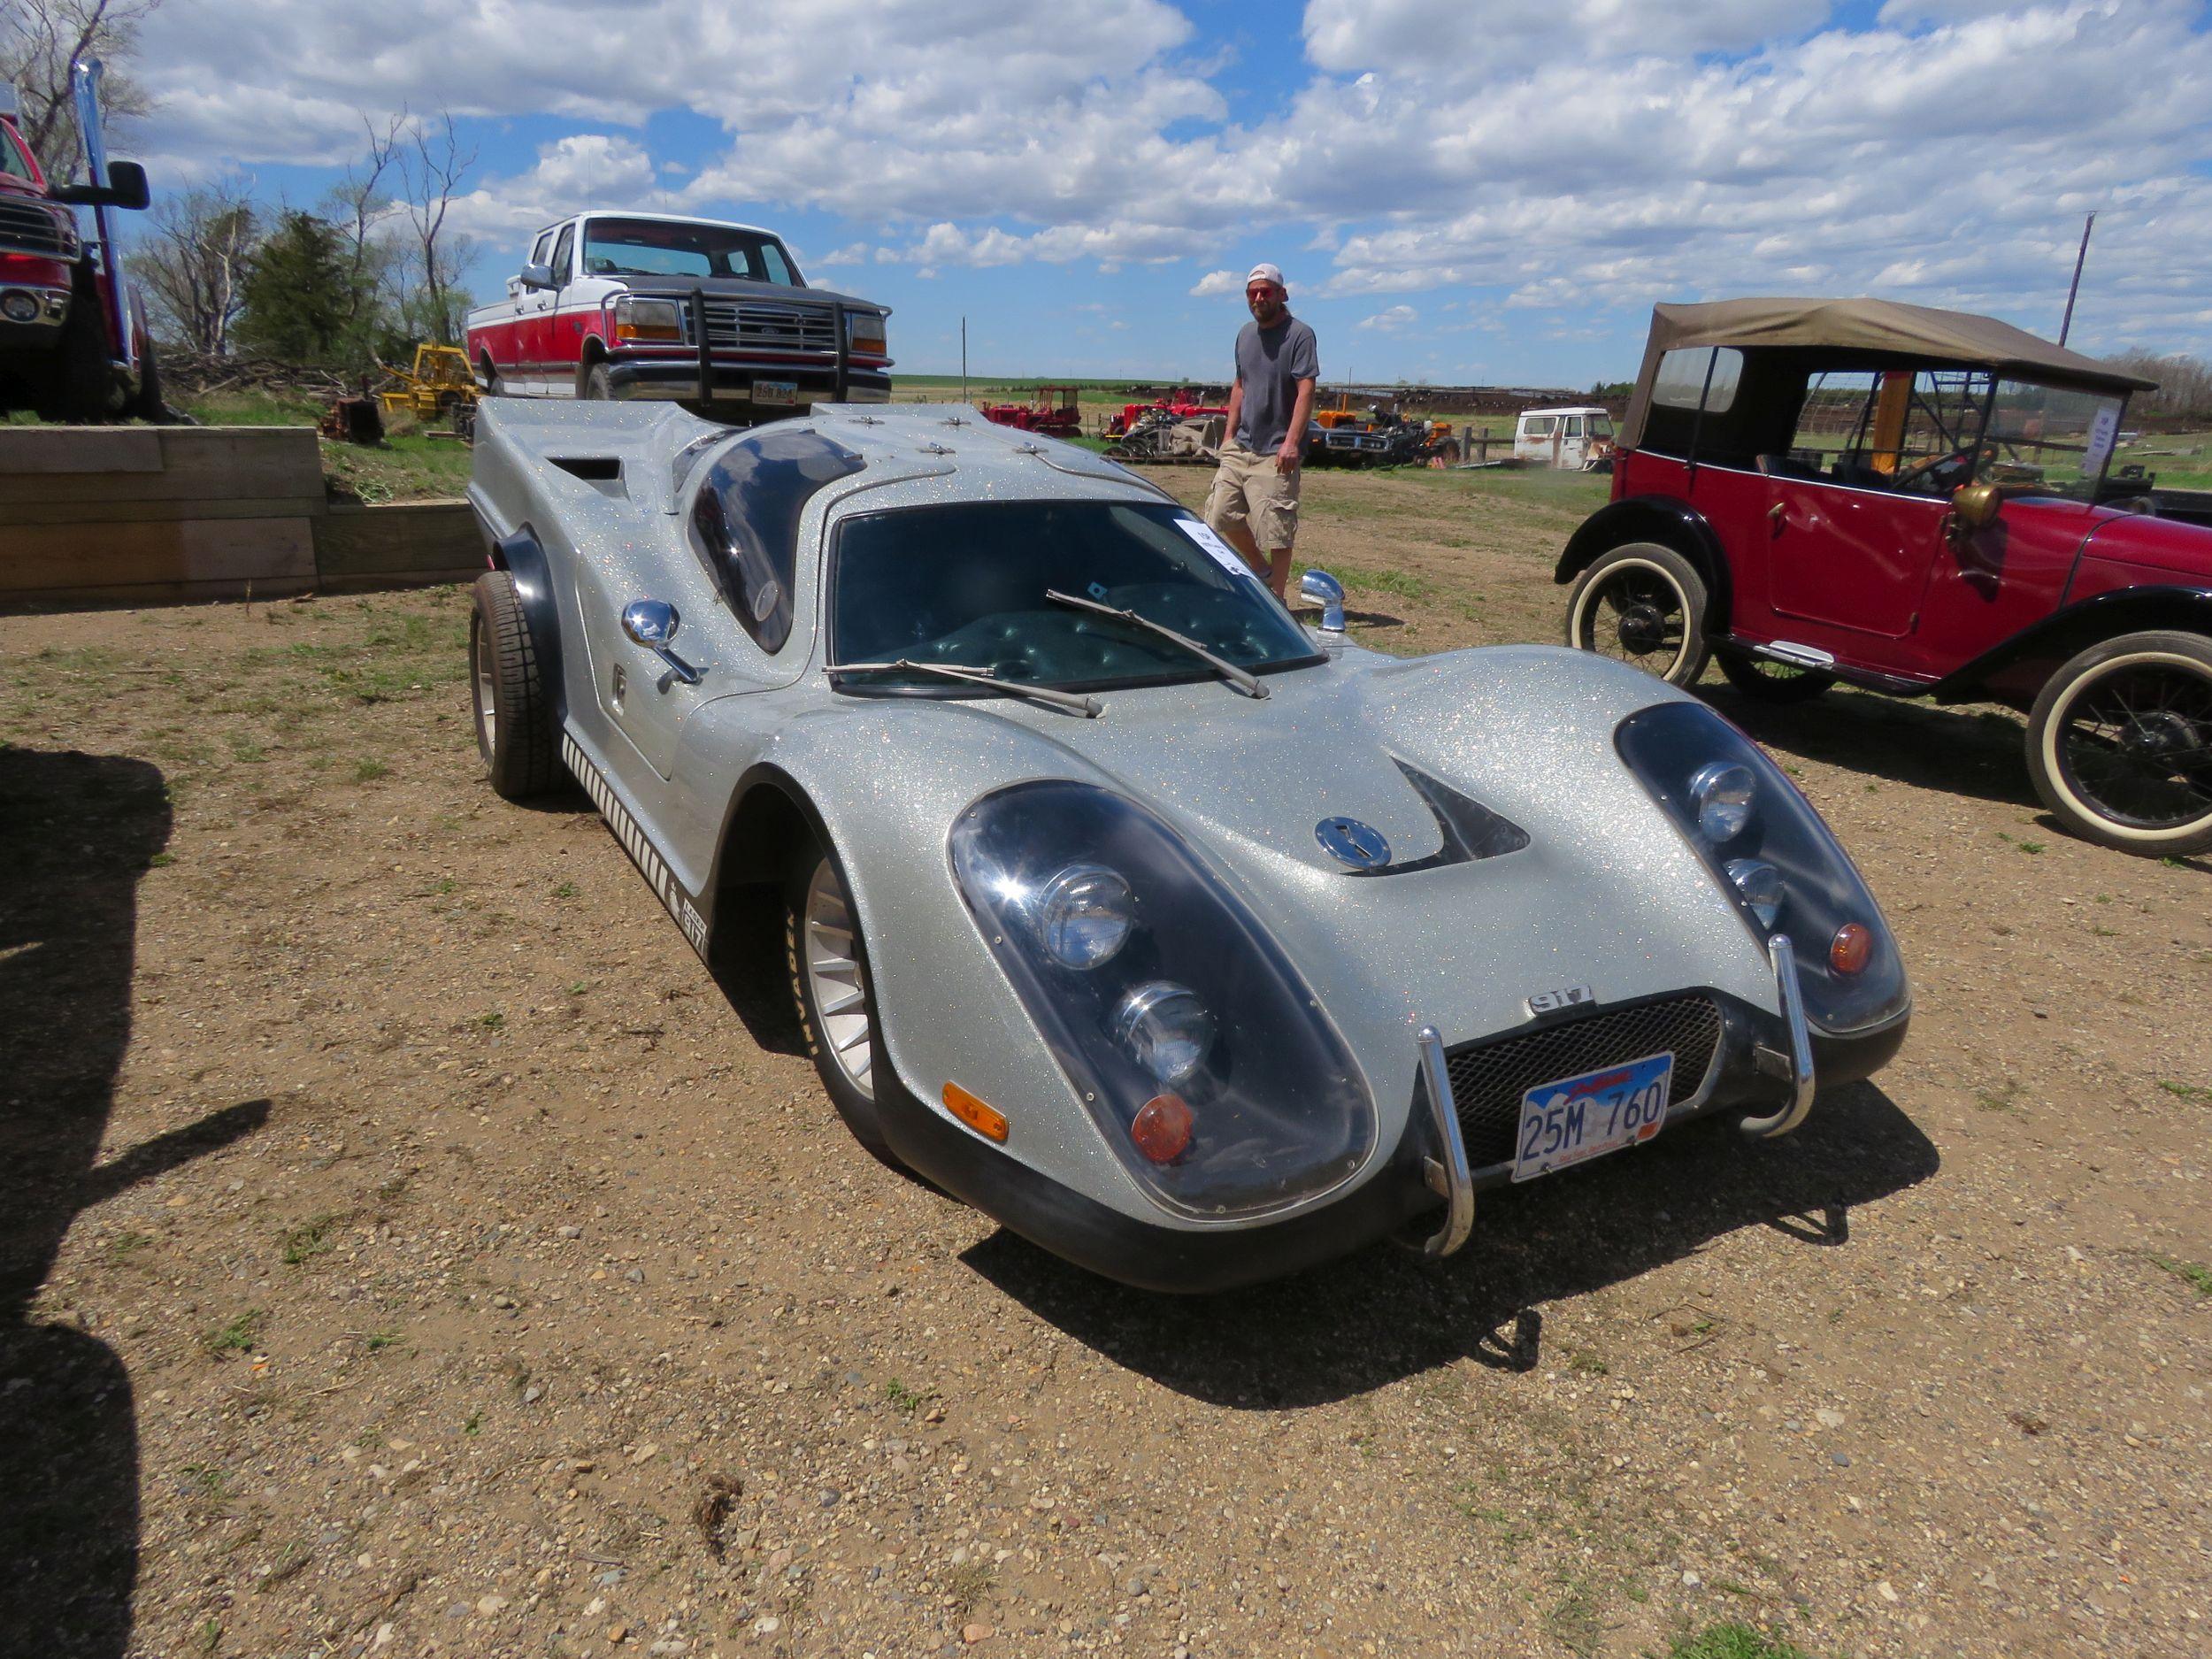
[1245, 263, 1286, 290]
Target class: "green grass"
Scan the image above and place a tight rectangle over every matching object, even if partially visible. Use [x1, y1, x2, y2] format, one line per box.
[1660, 1625, 1816, 1659]
[365, 1328, 401, 1352]
[884, 1379, 936, 1415]
[204, 1310, 264, 1355]
[2155, 1079, 2211, 1104]
[2146, 1254, 2212, 1296]
[279, 1215, 339, 1266]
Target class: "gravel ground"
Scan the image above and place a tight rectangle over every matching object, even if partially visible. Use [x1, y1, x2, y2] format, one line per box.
[0, 465, 2206, 1659]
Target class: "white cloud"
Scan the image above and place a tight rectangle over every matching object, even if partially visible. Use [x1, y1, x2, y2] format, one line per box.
[1358, 304, 1418, 331]
[1190, 270, 1241, 296]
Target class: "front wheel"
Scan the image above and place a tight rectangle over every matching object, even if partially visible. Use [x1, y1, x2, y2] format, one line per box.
[1717, 652, 1836, 703]
[2025, 630, 2212, 856]
[580, 361, 613, 400]
[1564, 541, 1711, 687]
[787, 850, 903, 1170]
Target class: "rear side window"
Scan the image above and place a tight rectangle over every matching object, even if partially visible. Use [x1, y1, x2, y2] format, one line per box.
[1652, 347, 1742, 414]
[529, 228, 556, 266]
[1564, 416, 1585, 437]
[687, 428, 865, 653]
[1522, 416, 1557, 437]
[0, 127, 35, 183]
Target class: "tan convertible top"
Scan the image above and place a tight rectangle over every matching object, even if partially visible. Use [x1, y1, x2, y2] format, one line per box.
[1622, 296, 2154, 449]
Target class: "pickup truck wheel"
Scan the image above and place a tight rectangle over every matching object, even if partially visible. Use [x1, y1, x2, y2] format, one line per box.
[2026, 630, 2212, 856]
[1565, 541, 1710, 687]
[787, 849, 908, 1171]
[580, 361, 613, 400]
[34, 279, 119, 423]
[1717, 653, 1835, 703]
[468, 571, 558, 800]
[479, 354, 503, 396]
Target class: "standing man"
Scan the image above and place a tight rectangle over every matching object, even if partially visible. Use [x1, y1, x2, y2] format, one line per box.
[1204, 263, 1317, 598]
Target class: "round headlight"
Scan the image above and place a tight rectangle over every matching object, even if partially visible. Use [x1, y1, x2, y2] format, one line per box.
[1690, 761, 1756, 842]
[1724, 856, 1783, 928]
[1032, 863, 1134, 969]
[1, 290, 40, 323]
[1113, 980, 1215, 1087]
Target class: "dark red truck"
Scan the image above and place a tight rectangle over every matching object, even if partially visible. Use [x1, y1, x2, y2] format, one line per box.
[1559, 297, 2212, 856]
[0, 61, 160, 422]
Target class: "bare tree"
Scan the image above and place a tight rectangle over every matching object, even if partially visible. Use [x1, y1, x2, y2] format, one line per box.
[2103, 350, 2212, 421]
[0, 0, 162, 184]
[398, 111, 478, 344]
[323, 111, 405, 337]
[134, 178, 256, 355]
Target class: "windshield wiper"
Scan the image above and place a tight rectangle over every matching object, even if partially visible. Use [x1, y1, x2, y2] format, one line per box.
[826, 658, 1102, 718]
[1043, 589, 1267, 699]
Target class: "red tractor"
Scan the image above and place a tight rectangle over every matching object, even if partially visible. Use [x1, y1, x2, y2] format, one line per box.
[977, 384, 1084, 438]
[0, 60, 163, 423]
[1107, 385, 1228, 437]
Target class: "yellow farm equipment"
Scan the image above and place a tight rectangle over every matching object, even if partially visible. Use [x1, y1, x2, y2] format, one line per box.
[376, 344, 480, 437]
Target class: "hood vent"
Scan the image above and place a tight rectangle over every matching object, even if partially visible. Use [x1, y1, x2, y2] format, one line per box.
[1341, 758, 1529, 878]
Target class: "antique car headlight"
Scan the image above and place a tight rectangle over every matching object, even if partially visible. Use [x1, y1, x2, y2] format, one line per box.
[1617, 702, 1909, 1033]
[847, 311, 887, 356]
[613, 296, 685, 343]
[952, 780, 1374, 1217]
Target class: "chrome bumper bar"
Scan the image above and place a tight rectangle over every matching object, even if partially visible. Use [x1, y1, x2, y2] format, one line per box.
[1410, 1024, 1474, 1256]
[1740, 933, 1816, 1139]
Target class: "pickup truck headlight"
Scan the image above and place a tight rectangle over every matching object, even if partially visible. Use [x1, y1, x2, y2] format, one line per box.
[613, 296, 685, 343]
[847, 311, 887, 357]
[1617, 701, 1909, 1033]
[951, 780, 1374, 1218]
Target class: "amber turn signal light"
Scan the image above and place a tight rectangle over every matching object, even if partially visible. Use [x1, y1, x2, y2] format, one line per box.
[1130, 1093, 1194, 1164]
[1830, 923, 1873, 975]
[942, 1082, 1008, 1143]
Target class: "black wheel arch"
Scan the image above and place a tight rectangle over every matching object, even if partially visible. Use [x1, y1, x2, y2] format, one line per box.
[1556, 495, 1734, 630]
[484, 524, 566, 725]
[702, 764, 834, 973]
[1932, 585, 2212, 703]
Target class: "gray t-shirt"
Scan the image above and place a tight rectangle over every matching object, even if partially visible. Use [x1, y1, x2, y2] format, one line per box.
[1233, 316, 1319, 453]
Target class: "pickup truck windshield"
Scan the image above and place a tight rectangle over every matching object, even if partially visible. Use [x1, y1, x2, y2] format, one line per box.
[581, 218, 800, 285]
[832, 501, 1322, 695]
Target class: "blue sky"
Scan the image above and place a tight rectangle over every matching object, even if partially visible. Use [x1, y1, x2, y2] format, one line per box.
[127, 0, 2212, 385]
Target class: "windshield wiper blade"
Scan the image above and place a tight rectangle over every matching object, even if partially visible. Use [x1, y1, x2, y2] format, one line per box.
[827, 658, 1102, 718]
[1043, 589, 1266, 699]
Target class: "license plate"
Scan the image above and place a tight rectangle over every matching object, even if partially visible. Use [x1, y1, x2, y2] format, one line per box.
[1511, 1051, 1672, 1182]
[753, 379, 797, 406]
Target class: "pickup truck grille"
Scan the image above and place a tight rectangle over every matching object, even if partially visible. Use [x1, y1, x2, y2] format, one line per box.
[701, 300, 837, 355]
[0, 198, 81, 261]
[1444, 994, 1723, 1168]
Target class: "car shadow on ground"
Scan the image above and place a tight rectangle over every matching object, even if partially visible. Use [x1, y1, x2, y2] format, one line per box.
[1703, 684, 2039, 809]
[964, 1080, 1937, 1409]
[0, 748, 267, 1659]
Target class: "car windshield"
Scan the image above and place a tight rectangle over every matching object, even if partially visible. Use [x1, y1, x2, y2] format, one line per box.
[1975, 379, 2124, 500]
[581, 218, 800, 285]
[830, 500, 1324, 694]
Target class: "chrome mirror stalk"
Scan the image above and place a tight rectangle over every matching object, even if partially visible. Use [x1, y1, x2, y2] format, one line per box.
[1740, 934, 1816, 1138]
[621, 599, 703, 687]
[1299, 568, 1347, 633]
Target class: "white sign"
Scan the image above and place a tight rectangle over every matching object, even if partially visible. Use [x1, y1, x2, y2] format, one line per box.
[2084, 403, 2121, 476]
[1179, 518, 1262, 581]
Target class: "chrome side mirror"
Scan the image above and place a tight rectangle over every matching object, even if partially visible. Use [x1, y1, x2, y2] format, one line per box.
[622, 599, 702, 687]
[1299, 569, 1347, 633]
[519, 260, 557, 291]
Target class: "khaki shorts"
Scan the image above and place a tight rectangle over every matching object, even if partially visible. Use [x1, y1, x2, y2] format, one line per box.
[1203, 439, 1302, 553]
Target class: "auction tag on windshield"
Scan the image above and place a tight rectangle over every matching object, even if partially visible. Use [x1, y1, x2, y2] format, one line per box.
[2085, 403, 2120, 475]
[1179, 518, 1262, 582]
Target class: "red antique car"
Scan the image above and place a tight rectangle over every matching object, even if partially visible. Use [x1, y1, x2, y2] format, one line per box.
[1558, 297, 2212, 856]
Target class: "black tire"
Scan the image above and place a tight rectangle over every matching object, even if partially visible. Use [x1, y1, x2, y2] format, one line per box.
[1564, 541, 1711, 687]
[1717, 652, 1836, 703]
[35, 273, 119, 423]
[479, 354, 503, 396]
[468, 571, 558, 800]
[2025, 629, 2212, 856]
[580, 360, 613, 400]
[785, 848, 904, 1170]
[128, 320, 169, 424]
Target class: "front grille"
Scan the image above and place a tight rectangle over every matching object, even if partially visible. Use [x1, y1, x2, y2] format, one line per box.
[0, 198, 80, 260]
[1444, 995, 1723, 1168]
[702, 300, 835, 354]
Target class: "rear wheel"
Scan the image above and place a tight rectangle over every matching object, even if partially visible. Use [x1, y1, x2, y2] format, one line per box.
[1717, 652, 1836, 703]
[479, 354, 503, 396]
[468, 571, 558, 800]
[2026, 630, 2212, 856]
[1564, 541, 1711, 687]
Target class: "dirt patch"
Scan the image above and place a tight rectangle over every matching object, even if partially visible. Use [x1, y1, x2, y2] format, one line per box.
[0, 471, 2207, 1659]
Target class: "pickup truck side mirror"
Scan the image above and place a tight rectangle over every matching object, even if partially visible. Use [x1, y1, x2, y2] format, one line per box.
[54, 158, 150, 211]
[518, 261, 557, 291]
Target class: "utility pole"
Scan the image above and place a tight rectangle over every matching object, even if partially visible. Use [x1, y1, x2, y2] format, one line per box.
[961, 318, 967, 403]
[2058, 211, 2096, 346]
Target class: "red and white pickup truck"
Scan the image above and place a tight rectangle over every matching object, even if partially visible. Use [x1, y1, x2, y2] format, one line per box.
[465, 211, 892, 419]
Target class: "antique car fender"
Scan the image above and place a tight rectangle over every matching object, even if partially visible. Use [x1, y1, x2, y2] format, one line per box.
[1931, 582, 2212, 703]
[484, 524, 568, 724]
[1555, 495, 1735, 626]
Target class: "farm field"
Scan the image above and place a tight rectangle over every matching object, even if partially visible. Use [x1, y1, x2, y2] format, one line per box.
[1, 465, 2208, 1659]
